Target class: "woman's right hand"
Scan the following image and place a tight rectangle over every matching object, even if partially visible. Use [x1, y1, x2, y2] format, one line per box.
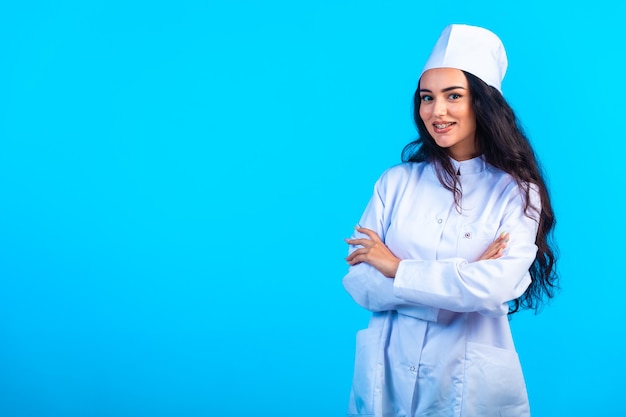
[478, 232, 510, 261]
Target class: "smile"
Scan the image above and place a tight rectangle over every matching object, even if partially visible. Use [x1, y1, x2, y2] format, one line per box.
[434, 122, 455, 129]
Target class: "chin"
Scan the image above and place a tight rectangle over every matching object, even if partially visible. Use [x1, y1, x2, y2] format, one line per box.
[433, 139, 455, 149]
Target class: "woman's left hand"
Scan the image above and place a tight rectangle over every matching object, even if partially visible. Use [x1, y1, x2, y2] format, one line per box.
[345, 227, 400, 278]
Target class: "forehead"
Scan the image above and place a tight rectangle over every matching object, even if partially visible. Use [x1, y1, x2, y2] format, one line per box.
[420, 68, 468, 89]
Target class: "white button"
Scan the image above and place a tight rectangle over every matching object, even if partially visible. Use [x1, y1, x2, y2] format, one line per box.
[464, 232, 472, 239]
[437, 218, 443, 224]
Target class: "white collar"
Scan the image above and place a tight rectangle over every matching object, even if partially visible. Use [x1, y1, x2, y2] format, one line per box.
[451, 155, 487, 175]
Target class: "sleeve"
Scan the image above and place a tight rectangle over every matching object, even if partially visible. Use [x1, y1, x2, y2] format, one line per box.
[342, 169, 441, 322]
[393, 184, 540, 317]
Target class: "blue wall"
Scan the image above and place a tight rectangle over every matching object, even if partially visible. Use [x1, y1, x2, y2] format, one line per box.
[1, 1, 623, 416]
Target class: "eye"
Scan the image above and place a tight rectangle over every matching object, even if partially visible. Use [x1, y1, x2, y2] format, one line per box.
[448, 93, 462, 100]
[420, 95, 433, 102]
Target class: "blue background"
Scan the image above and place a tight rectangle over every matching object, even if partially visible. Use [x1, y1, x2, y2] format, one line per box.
[1, 1, 623, 416]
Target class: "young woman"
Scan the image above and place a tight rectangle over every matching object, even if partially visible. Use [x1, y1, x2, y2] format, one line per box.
[343, 24, 558, 417]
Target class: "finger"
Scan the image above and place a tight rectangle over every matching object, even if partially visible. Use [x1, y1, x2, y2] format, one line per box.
[355, 227, 382, 243]
[482, 248, 498, 259]
[485, 241, 501, 255]
[479, 242, 503, 261]
[478, 232, 510, 261]
[345, 238, 374, 247]
[489, 245, 507, 260]
[491, 242, 507, 255]
[489, 233, 509, 251]
[346, 248, 368, 263]
[346, 252, 367, 266]
[492, 247, 505, 259]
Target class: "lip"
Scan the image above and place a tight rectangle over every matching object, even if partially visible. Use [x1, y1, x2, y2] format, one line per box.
[433, 121, 456, 134]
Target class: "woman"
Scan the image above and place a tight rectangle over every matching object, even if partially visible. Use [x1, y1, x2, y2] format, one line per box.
[343, 24, 558, 417]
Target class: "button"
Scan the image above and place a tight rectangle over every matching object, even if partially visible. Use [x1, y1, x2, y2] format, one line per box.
[464, 232, 472, 239]
[409, 365, 416, 373]
[437, 218, 443, 224]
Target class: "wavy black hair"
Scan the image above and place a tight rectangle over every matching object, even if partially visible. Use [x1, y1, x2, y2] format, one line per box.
[401, 70, 558, 314]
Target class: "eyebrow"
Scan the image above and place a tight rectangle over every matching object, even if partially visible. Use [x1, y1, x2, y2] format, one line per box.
[419, 86, 467, 93]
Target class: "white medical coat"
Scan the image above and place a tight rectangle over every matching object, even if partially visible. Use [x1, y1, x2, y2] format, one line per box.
[343, 156, 539, 417]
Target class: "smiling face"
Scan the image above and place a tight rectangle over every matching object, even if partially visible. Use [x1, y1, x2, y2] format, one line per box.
[418, 68, 478, 161]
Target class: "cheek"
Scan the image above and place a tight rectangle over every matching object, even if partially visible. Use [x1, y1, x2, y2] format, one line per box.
[458, 105, 475, 123]
[419, 107, 430, 122]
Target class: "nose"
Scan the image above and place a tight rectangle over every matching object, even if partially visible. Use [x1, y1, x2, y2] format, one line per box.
[433, 99, 447, 116]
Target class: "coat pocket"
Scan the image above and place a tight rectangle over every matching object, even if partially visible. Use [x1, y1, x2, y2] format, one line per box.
[461, 342, 530, 417]
[348, 326, 385, 416]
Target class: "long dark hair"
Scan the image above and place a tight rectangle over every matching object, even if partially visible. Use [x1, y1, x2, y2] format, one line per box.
[401, 71, 558, 314]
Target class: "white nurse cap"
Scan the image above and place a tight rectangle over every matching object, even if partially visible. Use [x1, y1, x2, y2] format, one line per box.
[420, 24, 508, 93]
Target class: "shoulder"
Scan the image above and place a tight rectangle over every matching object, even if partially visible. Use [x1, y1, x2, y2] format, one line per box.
[377, 161, 431, 185]
[484, 163, 541, 219]
[484, 162, 519, 191]
[371, 162, 434, 201]
[486, 163, 538, 192]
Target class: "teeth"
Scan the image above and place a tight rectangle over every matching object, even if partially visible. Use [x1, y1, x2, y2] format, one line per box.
[435, 123, 453, 129]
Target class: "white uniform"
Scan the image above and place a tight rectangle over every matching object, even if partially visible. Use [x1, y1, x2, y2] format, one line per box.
[343, 156, 539, 417]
